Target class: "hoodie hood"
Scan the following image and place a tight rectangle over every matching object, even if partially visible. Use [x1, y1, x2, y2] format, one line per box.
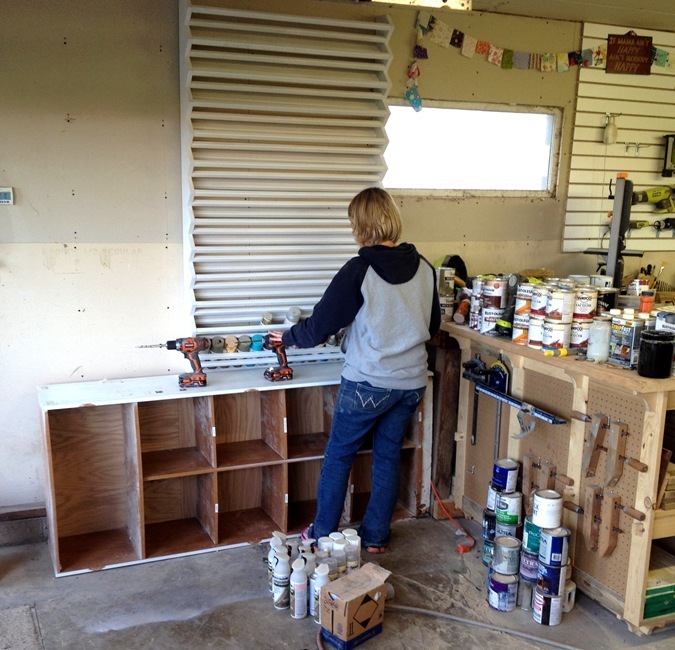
[358, 242, 420, 284]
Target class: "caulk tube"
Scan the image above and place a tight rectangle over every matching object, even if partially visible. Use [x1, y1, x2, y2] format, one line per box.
[272, 551, 291, 610]
[289, 558, 308, 619]
[312, 563, 330, 624]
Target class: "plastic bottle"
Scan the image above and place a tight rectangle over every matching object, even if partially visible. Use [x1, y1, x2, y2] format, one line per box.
[267, 536, 284, 593]
[639, 290, 655, 314]
[289, 558, 308, 619]
[345, 541, 359, 573]
[587, 316, 611, 362]
[272, 551, 291, 610]
[329, 531, 345, 543]
[312, 563, 331, 624]
[317, 536, 333, 554]
[343, 530, 361, 569]
[331, 539, 348, 576]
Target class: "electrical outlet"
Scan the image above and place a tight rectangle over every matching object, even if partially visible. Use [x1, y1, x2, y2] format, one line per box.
[0, 187, 14, 205]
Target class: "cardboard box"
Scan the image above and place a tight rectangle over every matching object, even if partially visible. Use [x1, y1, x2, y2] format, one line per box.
[320, 563, 391, 650]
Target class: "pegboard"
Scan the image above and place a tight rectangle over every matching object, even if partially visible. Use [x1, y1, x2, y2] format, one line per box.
[518, 369, 575, 482]
[573, 381, 648, 598]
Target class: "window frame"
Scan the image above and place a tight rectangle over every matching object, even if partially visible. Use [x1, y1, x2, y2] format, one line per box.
[383, 98, 563, 198]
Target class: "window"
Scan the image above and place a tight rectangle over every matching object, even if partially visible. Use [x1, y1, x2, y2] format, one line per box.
[382, 102, 561, 194]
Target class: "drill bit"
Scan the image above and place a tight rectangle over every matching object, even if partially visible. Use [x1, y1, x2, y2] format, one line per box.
[137, 343, 168, 348]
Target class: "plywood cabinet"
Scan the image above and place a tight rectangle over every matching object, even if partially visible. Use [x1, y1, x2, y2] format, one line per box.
[38, 364, 431, 576]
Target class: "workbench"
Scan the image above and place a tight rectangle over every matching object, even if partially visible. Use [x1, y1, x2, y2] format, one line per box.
[442, 322, 675, 635]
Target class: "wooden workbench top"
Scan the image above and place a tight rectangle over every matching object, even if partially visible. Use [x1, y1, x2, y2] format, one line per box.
[442, 322, 675, 397]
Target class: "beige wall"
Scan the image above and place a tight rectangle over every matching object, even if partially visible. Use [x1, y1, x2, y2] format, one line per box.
[0, 0, 664, 508]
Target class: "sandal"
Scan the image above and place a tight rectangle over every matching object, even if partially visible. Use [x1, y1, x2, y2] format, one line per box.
[365, 545, 388, 555]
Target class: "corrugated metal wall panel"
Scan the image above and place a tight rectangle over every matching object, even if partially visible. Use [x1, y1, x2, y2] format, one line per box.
[180, 4, 392, 368]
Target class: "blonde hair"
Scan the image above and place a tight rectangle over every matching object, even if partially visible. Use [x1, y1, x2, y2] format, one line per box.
[348, 187, 402, 247]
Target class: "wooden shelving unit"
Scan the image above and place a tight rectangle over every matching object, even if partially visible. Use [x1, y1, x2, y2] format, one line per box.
[442, 322, 675, 635]
[38, 364, 431, 575]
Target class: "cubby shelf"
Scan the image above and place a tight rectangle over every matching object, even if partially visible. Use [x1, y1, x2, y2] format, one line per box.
[38, 364, 431, 576]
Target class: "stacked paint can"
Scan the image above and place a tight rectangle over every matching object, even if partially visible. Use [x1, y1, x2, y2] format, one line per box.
[527, 488, 577, 626]
[468, 275, 509, 335]
[485, 458, 522, 613]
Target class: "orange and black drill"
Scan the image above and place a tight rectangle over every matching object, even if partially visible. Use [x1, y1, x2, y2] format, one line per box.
[139, 337, 210, 387]
[263, 334, 293, 382]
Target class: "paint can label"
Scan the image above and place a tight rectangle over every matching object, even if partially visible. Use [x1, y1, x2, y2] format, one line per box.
[480, 307, 504, 334]
[482, 278, 507, 308]
[519, 549, 539, 583]
[546, 290, 575, 323]
[488, 572, 518, 612]
[570, 319, 592, 349]
[538, 527, 570, 567]
[537, 562, 565, 596]
[496, 492, 522, 525]
[512, 313, 530, 345]
[527, 316, 545, 349]
[522, 516, 541, 554]
[530, 287, 550, 317]
[533, 588, 563, 625]
[542, 319, 571, 350]
[439, 297, 454, 323]
[482, 540, 495, 567]
[492, 536, 522, 575]
[486, 482, 502, 511]
[492, 458, 519, 492]
[469, 310, 481, 330]
[516, 283, 536, 300]
[573, 287, 598, 320]
[531, 490, 563, 529]
[514, 295, 531, 316]
[495, 521, 521, 538]
[482, 508, 496, 541]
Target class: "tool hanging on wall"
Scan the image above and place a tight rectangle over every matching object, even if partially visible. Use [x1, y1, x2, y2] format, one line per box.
[581, 415, 648, 484]
[462, 353, 566, 446]
[522, 454, 575, 514]
[566, 487, 646, 557]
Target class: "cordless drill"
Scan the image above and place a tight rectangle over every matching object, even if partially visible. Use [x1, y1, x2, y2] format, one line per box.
[139, 337, 211, 387]
[263, 335, 293, 382]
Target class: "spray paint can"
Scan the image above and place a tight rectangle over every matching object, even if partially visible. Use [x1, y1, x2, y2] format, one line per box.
[311, 563, 330, 623]
[272, 551, 291, 610]
[267, 537, 285, 592]
[289, 558, 308, 619]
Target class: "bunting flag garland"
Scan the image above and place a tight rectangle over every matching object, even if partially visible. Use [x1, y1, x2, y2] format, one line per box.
[403, 11, 670, 111]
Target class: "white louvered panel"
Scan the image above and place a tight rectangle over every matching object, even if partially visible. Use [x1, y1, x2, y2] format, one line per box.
[180, 3, 392, 367]
[563, 23, 675, 254]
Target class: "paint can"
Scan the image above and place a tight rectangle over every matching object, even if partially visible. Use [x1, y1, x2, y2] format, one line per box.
[492, 458, 519, 492]
[495, 521, 522, 539]
[568, 275, 591, 286]
[546, 290, 575, 323]
[542, 319, 571, 350]
[527, 316, 545, 349]
[563, 579, 577, 613]
[514, 295, 531, 316]
[492, 536, 522, 575]
[533, 588, 563, 626]
[538, 527, 570, 567]
[590, 274, 613, 288]
[488, 572, 519, 612]
[482, 277, 507, 308]
[518, 580, 534, 611]
[522, 516, 541, 554]
[570, 319, 592, 349]
[482, 540, 495, 567]
[558, 279, 576, 291]
[512, 313, 530, 346]
[573, 287, 597, 320]
[480, 307, 504, 334]
[537, 562, 566, 596]
[486, 482, 503, 511]
[530, 286, 550, 317]
[496, 492, 522, 525]
[531, 489, 563, 529]
[482, 508, 497, 541]
[516, 283, 536, 300]
[519, 549, 539, 584]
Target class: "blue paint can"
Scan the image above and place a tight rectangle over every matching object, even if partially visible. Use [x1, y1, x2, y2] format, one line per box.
[493, 458, 519, 492]
[538, 527, 570, 568]
[537, 561, 565, 596]
[488, 571, 519, 612]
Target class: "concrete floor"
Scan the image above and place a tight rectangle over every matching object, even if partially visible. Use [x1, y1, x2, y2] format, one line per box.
[1, 517, 674, 650]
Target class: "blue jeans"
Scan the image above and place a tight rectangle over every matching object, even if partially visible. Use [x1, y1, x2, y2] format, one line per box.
[312, 378, 425, 547]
